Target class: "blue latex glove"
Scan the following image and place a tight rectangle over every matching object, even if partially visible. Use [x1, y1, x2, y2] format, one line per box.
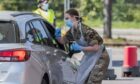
[70, 42, 83, 51]
[55, 28, 61, 39]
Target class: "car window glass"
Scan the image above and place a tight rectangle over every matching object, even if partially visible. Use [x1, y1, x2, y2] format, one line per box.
[0, 21, 16, 43]
[31, 20, 48, 38]
[26, 22, 45, 44]
[42, 21, 55, 38]
[26, 20, 55, 47]
[41, 20, 65, 50]
[26, 24, 35, 42]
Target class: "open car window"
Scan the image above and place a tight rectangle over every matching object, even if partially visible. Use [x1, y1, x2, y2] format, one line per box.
[41, 20, 55, 38]
[25, 20, 55, 47]
[41, 20, 66, 50]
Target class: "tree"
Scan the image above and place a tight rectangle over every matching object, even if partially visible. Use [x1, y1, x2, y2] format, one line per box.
[0, 0, 36, 11]
[78, 0, 103, 19]
[78, 0, 112, 39]
[103, 0, 112, 39]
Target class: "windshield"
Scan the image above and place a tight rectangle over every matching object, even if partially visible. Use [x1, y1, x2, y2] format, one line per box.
[0, 21, 16, 43]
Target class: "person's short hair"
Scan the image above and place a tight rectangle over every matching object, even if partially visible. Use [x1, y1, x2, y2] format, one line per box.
[38, 0, 49, 7]
[65, 9, 80, 20]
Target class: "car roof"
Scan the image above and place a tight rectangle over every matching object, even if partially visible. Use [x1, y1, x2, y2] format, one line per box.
[0, 11, 40, 21]
[0, 11, 43, 40]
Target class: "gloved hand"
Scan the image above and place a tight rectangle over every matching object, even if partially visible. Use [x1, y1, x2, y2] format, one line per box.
[70, 42, 83, 51]
[55, 28, 61, 39]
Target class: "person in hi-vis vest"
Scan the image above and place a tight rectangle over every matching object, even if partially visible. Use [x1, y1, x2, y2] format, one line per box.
[34, 0, 67, 50]
[34, 0, 56, 27]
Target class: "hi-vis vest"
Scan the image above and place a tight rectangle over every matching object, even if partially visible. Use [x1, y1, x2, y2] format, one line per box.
[34, 8, 55, 24]
[34, 8, 57, 45]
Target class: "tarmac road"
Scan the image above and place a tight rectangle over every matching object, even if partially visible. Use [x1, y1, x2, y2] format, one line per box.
[73, 46, 140, 84]
[73, 28, 140, 84]
[95, 28, 140, 84]
[72, 28, 140, 84]
[103, 77, 140, 84]
[102, 46, 140, 84]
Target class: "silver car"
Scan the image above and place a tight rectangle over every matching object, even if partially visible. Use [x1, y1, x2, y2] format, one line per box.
[0, 11, 81, 84]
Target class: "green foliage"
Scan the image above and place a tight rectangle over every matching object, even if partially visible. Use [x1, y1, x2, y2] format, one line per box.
[0, 0, 37, 11]
[49, 0, 64, 19]
[112, 0, 140, 22]
[113, 0, 128, 21]
[0, 0, 140, 28]
[130, 5, 140, 22]
[82, 19, 140, 28]
[78, 0, 103, 20]
[112, 21, 140, 28]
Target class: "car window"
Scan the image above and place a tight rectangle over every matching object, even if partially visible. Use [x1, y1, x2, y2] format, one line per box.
[31, 20, 48, 39]
[0, 21, 16, 43]
[41, 20, 65, 50]
[26, 24, 35, 43]
[25, 20, 55, 46]
[41, 20, 55, 38]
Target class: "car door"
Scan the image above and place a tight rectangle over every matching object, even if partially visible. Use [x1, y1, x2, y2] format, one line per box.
[39, 20, 67, 84]
[41, 20, 77, 83]
[26, 19, 70, 84]
[25, 20, 51, 84]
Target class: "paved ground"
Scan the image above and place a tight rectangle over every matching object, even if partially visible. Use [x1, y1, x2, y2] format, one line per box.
[102, 46, 140, 84]
[72, 29, 140, 84]
[73, 46, 140, 84]
[103, 78, 140, 84]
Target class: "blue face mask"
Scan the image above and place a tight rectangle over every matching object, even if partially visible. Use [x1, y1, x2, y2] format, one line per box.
[41, 3, 49, 10]
[65, 19, 73, 28]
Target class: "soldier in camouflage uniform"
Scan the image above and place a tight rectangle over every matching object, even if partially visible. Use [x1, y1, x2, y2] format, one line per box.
[58, 9, 110, 84]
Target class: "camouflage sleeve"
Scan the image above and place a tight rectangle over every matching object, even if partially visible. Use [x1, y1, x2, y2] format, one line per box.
[83, 25, 103, 46]
[62, 29, 74, 44]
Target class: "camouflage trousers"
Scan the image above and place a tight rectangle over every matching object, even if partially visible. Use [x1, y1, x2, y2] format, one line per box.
[86, 50, 110, 84]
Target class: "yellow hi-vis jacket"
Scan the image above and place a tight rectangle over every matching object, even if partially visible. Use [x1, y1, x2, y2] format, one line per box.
[34, 8, 57, 45]
[34, 8, 55, 25]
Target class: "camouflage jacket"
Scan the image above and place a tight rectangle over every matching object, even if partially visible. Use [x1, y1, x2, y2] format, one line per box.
[63, 23, 103, 46]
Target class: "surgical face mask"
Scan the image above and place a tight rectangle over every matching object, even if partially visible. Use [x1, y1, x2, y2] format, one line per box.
[41, 3, 49, 10]
[65, 19, 73, 28]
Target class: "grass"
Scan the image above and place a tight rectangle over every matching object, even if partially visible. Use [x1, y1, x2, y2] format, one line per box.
[104, 37, 127, 43]
[83, 20, 140, 29]
[56, 19, 140, 29]
[83, 19, 104, 28]
[112, 21, 140, 29]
